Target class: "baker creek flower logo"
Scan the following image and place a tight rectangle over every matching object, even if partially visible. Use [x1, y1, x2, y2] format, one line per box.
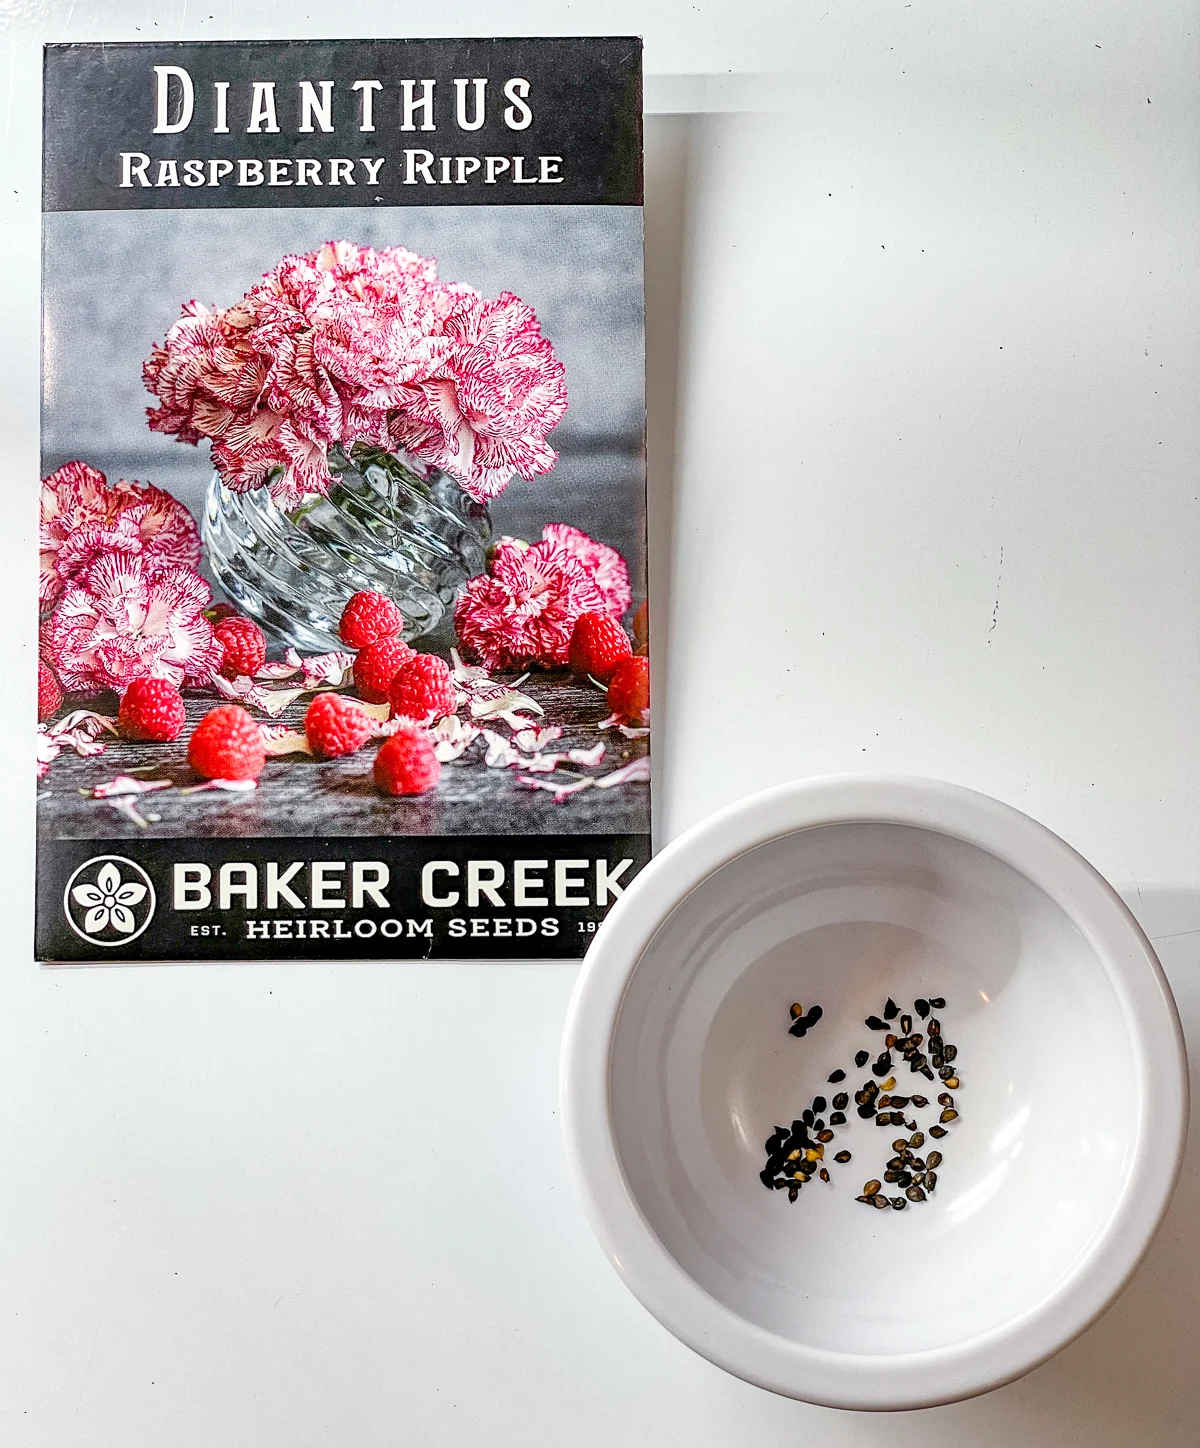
[63, 856, 156, 947]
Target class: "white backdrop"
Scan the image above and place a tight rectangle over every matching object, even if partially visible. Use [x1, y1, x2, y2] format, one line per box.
[3, 3, 1199, 1445]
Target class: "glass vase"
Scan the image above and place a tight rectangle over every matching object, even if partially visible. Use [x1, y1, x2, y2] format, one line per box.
[203, 444, 492, 653]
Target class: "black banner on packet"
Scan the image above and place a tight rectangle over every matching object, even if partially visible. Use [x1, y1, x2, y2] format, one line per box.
[37, 833, 652, 962]
[42, 37, 643, 211]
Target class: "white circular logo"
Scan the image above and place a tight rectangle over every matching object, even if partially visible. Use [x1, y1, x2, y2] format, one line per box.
[63, 855, 156, 947]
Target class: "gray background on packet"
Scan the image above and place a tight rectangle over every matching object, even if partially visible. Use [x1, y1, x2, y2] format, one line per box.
[41, 204, 647, 598]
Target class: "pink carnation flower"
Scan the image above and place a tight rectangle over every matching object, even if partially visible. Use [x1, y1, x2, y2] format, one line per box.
[540, 523, 631, 620]
[42, 553, 222, 696]
[453, 538, 607, 671]
[144, 242, 566, 507]
[40, 460, 200, 612]
[393, 291, 567, 502]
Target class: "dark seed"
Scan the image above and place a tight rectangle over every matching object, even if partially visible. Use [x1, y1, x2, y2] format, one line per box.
[926, 1170, 938, 1191]
[897, 1171, 913, 1188]
[940, 1108, 959, 1123]
[928, 1018, 941, 1037]
[911, 1172, 926, 1186]
[819, 1168, 831, 1183]
[788, 1186, 800, 1201]
[857, 1104, 877, 1119]
[929, 997, 946, 1009]
[909, 1134, 925, 1151]
[884, 1170, 899, 1183]
[834, 1150, 851, 1164]
[788, 1021, 809, 1038]
[943, 1044, 957, 1061]
[930, 1125, 948, 1138]
[906, 1185, 926, 1202]
[884, 997, 900, 1020]
[886, 1156, 905, 1171]
[892, 1138, 908, 1153]
[855, 1195, 872, 1204]
[926, 1150, 942, 1168]
[832, 1093, 849, 1110]
[830, 1111, 847, 1126]
[922, 1067, 935, 1080]
[812, 1096, 828, 1114]
[863, 1179, 882, 1196]
[914, 998, 930, 1017]
[890, 1197, 907, 1210]
[802, 1109, 814, 1126]
[817, 1129, 834, 1143]
[908, 1034, 923, 1048]
[878, 1095, 891, 1107]
[938, 1093, 953, 1107]
[939, 1065, 954, 1080]
[890, 1095, 910, 1108]
[872, 1194, 890, 1210]
[912, 1096, 928, 1109]
[855, 1049, 870, 1068]
[828, 1069, 846, 1083]
[814, 1118, 826, 1132]
[944, 1076, 960, 1090]
[900, 1015, 912, 1034]
[865, 1015, 888, 1031]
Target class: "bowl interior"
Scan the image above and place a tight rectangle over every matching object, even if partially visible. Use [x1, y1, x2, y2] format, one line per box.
[608, 820, 1138, 1357]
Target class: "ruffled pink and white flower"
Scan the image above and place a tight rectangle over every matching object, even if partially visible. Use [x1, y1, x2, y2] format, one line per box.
[42, 554, 222, 696]
[540, 523, 631, 620]
[40, 460, 200, 611]
[144, 242, 566, 506]
[453, 537, 606, 671]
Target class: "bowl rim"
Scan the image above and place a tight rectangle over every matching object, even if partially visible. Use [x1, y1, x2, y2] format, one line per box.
[559, 774, 1189, 1410]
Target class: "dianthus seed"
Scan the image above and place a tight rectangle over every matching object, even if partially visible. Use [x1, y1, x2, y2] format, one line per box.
[925, 1170, 938, 1191]
[929, 997, 946, 1009]
[855, 1049, 870, 1068]
[884, 997, 900, 1020]
[817, 1129, 834, 1142]
[892, 1137, 908, 1152]
[906, 1185, 926, 1202]
[832, 1092, 849, 1110]
[812, 1096, 828, 1114]
[944, 1044, 957, 1061]
[884, 1170, 899, 1183]
[866, 1015, 888, 1031]
[928, 1018, 941, 1037]
[944, 1076, 960, 1090]
[930, 1125, 948, 1138]
[939, 1108, 958, 1123]
[926, 1150, 942, 1168]
[872, 1194, 889, 1210]
[938, 1093, 953, 1107]
[830, 1111, 846, 1125]
[834, 1150, 851, 1163]
[890, 1197, 907, 1210]
[900, 1014, 913, 1034]
[909, 1132, 924, 1148]
[914, 998, 930, 1018]
[911, 1096, 928, 1108]
[864, 1179, 882, 1196]
[819, 1168, 831, 1183]
[828, 1069, 846, 1083]
[857, 1104, 877, 1119]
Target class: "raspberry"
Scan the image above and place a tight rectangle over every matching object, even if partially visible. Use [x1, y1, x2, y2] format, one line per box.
[353, 635, 416, 704]
[373, 725, 441, 796]
[632, 599, 649, 653]
[339, 590, 405, 649]
[38, 659, 62, 721]
[118, 676, 187, 742]
[304, 692, 376, 759]
[215, 615, 267, 679]
[187, 704, 266, 781]
[607, 655, 650, 725]
[568, 611, 632, 683]
[389, 653, 457, 723]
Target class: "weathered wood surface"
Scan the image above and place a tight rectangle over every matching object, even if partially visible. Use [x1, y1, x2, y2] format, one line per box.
[38, 675, 650, 840]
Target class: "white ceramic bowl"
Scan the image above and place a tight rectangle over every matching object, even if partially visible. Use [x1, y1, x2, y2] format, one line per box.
[560, 777, 1188, 1410]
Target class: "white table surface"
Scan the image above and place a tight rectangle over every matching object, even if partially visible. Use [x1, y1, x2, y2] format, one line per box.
[3, 2, 1199, 1444]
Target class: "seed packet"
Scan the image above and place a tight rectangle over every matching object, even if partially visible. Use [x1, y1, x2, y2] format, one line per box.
[36, 38, 648, 961]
